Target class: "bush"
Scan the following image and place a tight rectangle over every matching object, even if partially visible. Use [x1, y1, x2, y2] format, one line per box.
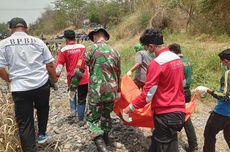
[138, 10, 152, 29]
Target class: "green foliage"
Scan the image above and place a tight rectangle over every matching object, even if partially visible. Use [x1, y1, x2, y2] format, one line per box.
[29, 8, 68, 35]
[86, 0, 130, 28]
[138, 10, 152, 29]
[29, 0, 133, 35]
[164, 32, 225, 89]
[119, 47, 135, 75]
[118, 32, 228, 91]
[53, 10, 68, 30]
[54, 0, 86, 28]
[199, 0, 230, 35]
[0, 23, 8, 38]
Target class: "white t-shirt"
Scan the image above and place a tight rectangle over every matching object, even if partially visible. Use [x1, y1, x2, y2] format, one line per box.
[0, 32, 54, 92]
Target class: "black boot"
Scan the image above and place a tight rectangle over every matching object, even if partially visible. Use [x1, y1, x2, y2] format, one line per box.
[103, 132, 110, 145]
[94, 135, 109, 152]
[184, 145, 199, 152]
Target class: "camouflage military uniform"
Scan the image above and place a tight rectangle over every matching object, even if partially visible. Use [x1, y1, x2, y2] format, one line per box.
[84, 41, 120, 137]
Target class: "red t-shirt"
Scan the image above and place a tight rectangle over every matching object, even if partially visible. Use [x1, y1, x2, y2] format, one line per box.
[56, 41, 89, 86]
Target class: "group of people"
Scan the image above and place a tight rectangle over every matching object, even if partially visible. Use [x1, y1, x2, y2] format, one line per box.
[46, 42, 62, 57]
[0, 17, 229, 152]
[0, 17, 120, 152]
[127, 41, 197, 152]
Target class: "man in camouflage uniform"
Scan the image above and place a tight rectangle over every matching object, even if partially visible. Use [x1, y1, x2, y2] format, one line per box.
[85, 28, 121, 152]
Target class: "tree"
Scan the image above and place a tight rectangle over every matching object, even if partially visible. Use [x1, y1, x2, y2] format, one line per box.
[200, 0, 230, 34]
[86, 0, 130, 28]
[169, 0, 198, 32]
[54, 0, 87, 28]
[0, 23, 8, 39]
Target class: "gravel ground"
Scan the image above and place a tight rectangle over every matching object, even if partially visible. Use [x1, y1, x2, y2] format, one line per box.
[0, 77, 229, 152]
[39, 75, 229, 152]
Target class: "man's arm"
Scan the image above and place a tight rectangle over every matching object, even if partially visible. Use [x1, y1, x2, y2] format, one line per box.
[124, 60, 160, 113]
[55, 51, 65, 77]
[129, 51, 143, 73]
[70, 55, 87, 88]
[116, 54, 121, 93]
[208, 71, 230, 102]
[46, 62, 57, 82]
[0, 68, 10, 82]
[129, 63, 141, 73]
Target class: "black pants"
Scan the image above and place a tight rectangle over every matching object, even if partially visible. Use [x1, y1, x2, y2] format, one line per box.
[12, 82, 50, 152]
[77, 84, 88, 120]
[184, 89, 198, 149]
[203, 112, 230, 152]
[148, 112, 185, 152]
[78, 84, 88, 105]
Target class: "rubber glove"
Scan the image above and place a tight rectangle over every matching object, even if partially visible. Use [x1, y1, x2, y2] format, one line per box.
[195, 86, 209, 94]
[122, 110, 132, 122]
[127, 70, 132, 76]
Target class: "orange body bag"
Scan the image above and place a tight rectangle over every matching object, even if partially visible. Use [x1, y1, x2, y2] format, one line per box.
[113, 75, 199, 128]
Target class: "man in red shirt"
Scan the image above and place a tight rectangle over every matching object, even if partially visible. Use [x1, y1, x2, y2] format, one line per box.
[56, 30, 89, 124]
[123, 29, 185, 152]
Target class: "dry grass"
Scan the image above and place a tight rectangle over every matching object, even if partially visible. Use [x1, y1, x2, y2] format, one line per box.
[0, 87, 21, 152]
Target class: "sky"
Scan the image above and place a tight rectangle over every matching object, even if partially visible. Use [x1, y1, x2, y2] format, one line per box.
[0, 0, 55, 24]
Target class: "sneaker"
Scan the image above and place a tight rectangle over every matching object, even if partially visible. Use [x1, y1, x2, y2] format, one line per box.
[37, 133, 48, 144]
[67, 112, 76, 119]
[78, 120, 85, 127]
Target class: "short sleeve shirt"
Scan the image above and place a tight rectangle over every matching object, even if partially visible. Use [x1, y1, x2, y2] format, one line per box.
[134, 50, 152, 83]
[0, 32, 54, 92]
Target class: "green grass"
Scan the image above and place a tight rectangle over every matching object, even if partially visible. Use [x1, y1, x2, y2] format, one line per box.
[115, 32, 230, 91]
[119, 47, 136, 75]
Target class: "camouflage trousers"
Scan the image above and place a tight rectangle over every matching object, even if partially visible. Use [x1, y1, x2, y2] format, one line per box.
[86, 99, 114, 138]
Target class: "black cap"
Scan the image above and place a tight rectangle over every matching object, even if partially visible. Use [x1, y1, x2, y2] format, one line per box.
[8, 17, 27, 28]
[64, 30, 75, 40]
[88, 28, 110, 42]
[219, 48, 230, 61]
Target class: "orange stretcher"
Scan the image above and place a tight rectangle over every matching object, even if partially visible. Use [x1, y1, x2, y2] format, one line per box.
[113, 75, 199, 128]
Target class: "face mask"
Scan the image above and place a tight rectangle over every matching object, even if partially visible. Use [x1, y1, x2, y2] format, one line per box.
[148, 51, 155, 58]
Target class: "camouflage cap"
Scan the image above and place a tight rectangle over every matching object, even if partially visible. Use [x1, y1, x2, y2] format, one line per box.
[88, 28, 110, 42]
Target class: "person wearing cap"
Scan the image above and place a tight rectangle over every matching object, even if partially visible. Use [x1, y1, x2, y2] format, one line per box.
[168, 43, 198, 152]
[56, 30, 89, 125]
[195, 49, 230, 152]
[0, 17, 57, 151]
[127, 43, 154, 89]
[85, 28, 121, 152]
[123, 29, 185, 152]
